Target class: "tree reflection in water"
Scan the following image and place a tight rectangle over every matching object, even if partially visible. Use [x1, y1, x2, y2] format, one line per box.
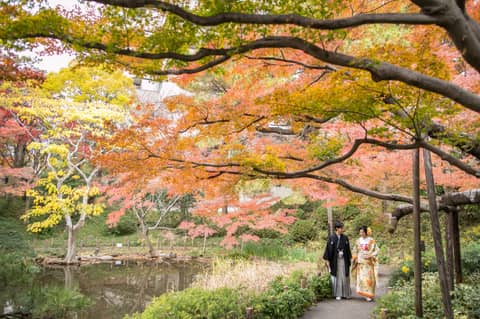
[35, 262, 203, 319]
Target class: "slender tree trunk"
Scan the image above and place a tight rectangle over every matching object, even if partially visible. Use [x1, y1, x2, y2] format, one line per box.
[445, 210, 455, 292]
[412, 149, 423, 317]
[327, 199, 333, 236]
[423, 149, 453, 319]
[65, 225, 77, 264]
[140, 220, 156, 257]
[452, 209, 463, 283]
[202, 232, 207, 255]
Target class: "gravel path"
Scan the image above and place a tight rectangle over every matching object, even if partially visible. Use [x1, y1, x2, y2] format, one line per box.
[300, 265, 391, 319]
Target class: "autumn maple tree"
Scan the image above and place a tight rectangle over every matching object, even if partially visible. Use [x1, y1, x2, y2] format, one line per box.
[105, 177, 192, 258]
[1, 65, 134, 263]
[2, 1, 480, 316]
[0, 53, 45, 197]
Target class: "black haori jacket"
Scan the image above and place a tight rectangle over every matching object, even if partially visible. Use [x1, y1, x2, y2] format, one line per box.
[322, 234, 352, 277]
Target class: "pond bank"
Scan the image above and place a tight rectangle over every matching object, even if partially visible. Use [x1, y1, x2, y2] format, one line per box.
[36, 253, 212, 266]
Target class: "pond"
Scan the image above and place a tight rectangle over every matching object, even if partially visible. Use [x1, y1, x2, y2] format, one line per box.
[1, 261, 205, 319]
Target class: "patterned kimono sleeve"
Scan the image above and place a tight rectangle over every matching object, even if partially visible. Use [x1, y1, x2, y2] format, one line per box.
[369, 239, 379, 260]
[369, 238, 380, 281]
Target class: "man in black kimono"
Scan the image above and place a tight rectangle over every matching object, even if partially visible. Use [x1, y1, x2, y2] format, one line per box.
[323, 221, 352, 300]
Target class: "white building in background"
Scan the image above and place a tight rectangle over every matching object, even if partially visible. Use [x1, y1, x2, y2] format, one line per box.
[134, 78, 191, 120]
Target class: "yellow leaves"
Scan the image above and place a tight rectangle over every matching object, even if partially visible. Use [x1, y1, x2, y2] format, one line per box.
[22, 176, 104, 233]
[25, 212, 64, 233]
[241, 147, 286, 172]
[79, 203, 104, 217]
[308, 135, 345, 161]
[42, 65, 136, 106]
[88, 186, 101, 197]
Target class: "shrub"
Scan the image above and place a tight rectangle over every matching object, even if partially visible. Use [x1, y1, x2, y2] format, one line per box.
[0, 216, 33, 254]
[307, 273, 332, 301]
[127, 287, 248, 319]
[105, 213, 137, 236]
[374, 273, 443, 319]
[348, 210, 374, 233]
[388, 253, 438, 287]
[252, 228, 282, 239]
[453, 282, 480, 319]
[130, 267, 326, 319]
[462, 240, 480, 275]
[374, 272, 480, 319]
[289, 220, 317, 243]
[253, 274, 316, 319]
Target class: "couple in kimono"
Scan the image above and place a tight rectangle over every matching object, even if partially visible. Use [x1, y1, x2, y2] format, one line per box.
[322, 222, 379, 301]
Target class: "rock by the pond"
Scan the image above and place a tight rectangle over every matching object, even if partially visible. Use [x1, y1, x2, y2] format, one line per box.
[98, 255, 114, 261]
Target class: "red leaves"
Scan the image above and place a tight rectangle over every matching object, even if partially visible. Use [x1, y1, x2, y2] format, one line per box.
[181, 195, 296, 249]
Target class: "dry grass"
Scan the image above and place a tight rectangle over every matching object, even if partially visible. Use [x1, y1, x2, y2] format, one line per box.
[191, 257, 317, 293]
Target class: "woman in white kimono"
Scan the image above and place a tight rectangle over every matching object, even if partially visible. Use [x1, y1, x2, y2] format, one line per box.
[351, 226, 379, 301]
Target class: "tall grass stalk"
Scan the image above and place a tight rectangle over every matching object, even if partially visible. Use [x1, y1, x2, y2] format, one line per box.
[192, 257, 316, 293]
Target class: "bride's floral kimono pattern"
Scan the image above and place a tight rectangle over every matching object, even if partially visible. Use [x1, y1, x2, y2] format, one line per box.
[351, 236, 379, 299]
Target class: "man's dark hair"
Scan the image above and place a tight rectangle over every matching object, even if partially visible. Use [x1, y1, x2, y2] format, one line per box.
[334, 222, 344, 229]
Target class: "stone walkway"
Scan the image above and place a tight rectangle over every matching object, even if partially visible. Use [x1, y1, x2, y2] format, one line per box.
[300, 265, 391, 319]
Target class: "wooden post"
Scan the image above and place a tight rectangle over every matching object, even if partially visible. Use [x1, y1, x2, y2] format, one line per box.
[412, 149, 423, 318]
[300, 278, 306, 289]
[423, 149, 453, 319]
[451, 209, 463, 283]
[445, 210, 455, 292]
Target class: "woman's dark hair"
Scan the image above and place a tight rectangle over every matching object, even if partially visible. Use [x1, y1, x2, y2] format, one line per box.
[359, 225, 368, 233]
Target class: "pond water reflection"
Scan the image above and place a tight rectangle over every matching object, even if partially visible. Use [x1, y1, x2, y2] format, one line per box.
[25, 261, 202, 319]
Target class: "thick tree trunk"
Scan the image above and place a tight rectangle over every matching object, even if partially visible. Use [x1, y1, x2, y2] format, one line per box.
[412, 149, 423, 317]
[24, 195, 32, 212]
[65, 226, 77, 264]
[13, 142, 27, 168]
[423, 149, 453, 319]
